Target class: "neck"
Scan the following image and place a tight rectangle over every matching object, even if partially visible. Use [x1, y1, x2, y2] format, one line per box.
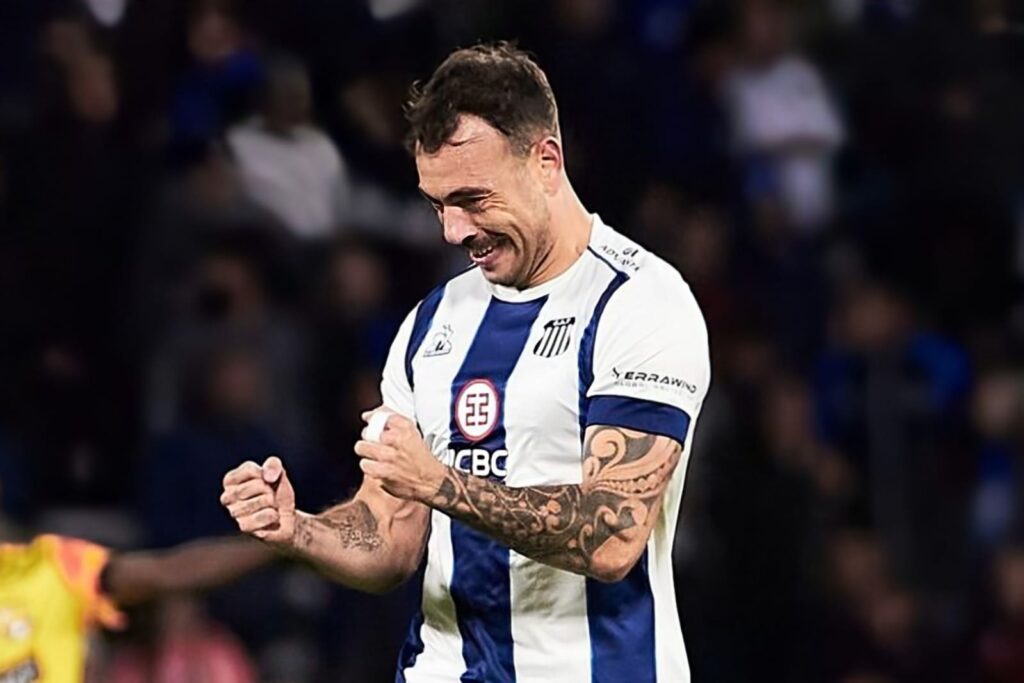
[524, 185, 592, 288]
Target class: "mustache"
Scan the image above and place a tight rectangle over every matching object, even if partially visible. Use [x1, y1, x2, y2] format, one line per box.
[461, 234, 507, 250]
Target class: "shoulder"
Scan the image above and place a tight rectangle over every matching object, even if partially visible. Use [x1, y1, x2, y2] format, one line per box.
[226, 120, 259, 146]
[296, 126, 342, 159]
[588, 221, 701, 318]
[415, 265, 485, 311]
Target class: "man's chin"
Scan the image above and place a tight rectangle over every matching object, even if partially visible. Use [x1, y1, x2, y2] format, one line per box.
[479, 262, 528, 289]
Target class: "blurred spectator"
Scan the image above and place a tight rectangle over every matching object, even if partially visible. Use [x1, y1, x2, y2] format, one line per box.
[309, 242, 400, 502]
[105, 595, 257, 683]
[135, 140, 296, 343]
[227, 54, 348, 240]
[723, 0, 844, 233]
[821, 529, 936, 683]
[143, 344, 281, 547]
[970, 368, 1024, 552]
[979, 544, 1024, 683]
[145, 246, 310, 449]
[816, 281, 973, 598]
[171, 0, 263, 147]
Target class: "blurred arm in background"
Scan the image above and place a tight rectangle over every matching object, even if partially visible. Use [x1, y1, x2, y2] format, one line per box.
[102, 535, 276, 606]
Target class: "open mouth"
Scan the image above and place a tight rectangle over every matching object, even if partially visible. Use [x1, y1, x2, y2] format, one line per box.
[471, 244, 496, 260]
[467, 236, 509, 267]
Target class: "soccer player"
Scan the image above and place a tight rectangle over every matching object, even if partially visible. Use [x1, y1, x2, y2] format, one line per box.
[0, 532, 272, 682]
[221, 42, 710, 682]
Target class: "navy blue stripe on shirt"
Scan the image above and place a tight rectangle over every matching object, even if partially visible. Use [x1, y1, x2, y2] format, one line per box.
[586, 552, 657, 683]
[405, 283, 447, 388]
[577, 262, 629, 441]
[587, 395, 691, 444]
[394, 562, 427, 682]
[576, 252, 657, 682]
[448, 296, 547, 683]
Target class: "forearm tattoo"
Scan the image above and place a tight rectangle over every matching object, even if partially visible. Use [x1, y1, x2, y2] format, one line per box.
[297, 500, 384, 553]
[429, 427, 682, 575]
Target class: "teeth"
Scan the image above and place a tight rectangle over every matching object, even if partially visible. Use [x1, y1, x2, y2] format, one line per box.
[472, 245, 495, 259]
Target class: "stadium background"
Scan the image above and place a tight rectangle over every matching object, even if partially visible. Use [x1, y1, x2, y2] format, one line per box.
[1, 0, 1023, 681]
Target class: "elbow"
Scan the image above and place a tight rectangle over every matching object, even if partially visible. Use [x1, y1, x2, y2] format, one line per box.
[358, 553, 421, 595]
[360, 566, 416, 595]
[586, 550, 641, 584]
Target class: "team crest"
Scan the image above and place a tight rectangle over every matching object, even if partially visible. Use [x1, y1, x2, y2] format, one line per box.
[423, 324, 453, 357]
[454, 378, 499, 441]
[533, 317, 576, 358]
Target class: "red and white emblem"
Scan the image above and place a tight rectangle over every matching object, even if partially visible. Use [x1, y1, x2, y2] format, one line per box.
[454, 378, 499, 442]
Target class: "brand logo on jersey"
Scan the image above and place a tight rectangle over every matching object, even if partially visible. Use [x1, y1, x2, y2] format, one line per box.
[597, 244, 642, 272]
[442, 447, 508, 478]
[611, 367, 697, 394]
[454, 378, 499, 441]
[0, 660, 39, 683]
[423, 323, 453, 357]
[533, 317, 576, 358]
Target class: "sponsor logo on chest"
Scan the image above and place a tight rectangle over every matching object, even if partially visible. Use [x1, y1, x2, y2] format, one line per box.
[454, 378, 499, 442]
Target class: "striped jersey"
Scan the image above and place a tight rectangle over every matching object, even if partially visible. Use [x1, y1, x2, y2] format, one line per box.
[382, 215, 710, 682]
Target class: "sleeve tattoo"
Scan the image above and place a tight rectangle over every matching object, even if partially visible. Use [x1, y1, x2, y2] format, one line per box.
[429, 426, 683, 576]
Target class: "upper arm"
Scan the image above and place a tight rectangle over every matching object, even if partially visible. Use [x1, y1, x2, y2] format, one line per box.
[365, 303, 431, 567]
[379, 306, 418, 419]
[578, 424, 682, 579]
[579, 271, 710, 576]
[586, 270, 709, 444]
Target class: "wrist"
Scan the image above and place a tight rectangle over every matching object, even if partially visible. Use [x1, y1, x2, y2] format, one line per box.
[416, 458, 450, 505]
[266, 510, 311, 556]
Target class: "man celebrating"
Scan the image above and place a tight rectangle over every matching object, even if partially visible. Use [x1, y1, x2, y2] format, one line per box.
[221, 42, 710, 682]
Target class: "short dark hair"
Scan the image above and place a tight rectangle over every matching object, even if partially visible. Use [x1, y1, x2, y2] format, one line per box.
[404, 42, 559, 156]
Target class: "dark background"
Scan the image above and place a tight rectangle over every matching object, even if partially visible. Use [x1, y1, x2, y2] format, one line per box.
[1, 0, 1023, 681]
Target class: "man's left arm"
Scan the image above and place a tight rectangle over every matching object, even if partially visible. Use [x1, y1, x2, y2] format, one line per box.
[355, 418, 678, 581]
[434, 424, 681, 581]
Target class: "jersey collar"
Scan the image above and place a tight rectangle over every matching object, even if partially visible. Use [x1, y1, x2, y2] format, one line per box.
[485, 214, 604, 303]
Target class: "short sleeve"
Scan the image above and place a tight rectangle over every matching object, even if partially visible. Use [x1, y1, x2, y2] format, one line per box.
[379, 307, 418, 420]
[585, 271, 710, 444]
[40, 535, 126, 630]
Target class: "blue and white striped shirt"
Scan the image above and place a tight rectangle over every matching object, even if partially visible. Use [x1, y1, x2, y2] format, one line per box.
[383, 215, 710, 683]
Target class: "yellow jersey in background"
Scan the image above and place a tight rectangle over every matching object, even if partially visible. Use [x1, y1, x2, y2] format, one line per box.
[0, 535, 124, 683]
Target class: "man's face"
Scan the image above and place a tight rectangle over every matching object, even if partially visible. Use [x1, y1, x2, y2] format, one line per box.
[416, 116, 553, 289]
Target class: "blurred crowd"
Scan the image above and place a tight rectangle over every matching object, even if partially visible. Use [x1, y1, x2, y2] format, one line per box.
[0, 0, 1023, 681]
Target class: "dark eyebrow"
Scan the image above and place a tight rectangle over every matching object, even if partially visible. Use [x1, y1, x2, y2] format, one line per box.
[419, 187, 492, 206]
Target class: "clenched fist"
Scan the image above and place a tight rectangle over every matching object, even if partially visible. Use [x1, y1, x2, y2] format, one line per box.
[220, 456, 296, 546]
[355, 412, 446, 502]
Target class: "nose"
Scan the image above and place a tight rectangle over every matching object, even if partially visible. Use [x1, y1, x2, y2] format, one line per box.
[441, 206, 478, 246]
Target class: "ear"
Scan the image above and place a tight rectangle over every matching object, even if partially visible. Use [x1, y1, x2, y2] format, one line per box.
[533, 136, 564, 194]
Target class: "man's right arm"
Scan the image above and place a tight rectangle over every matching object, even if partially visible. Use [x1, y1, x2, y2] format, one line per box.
[221, 456, 429, 594]
[291, 478, 429, 593]
[225, 303, 429, 592]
